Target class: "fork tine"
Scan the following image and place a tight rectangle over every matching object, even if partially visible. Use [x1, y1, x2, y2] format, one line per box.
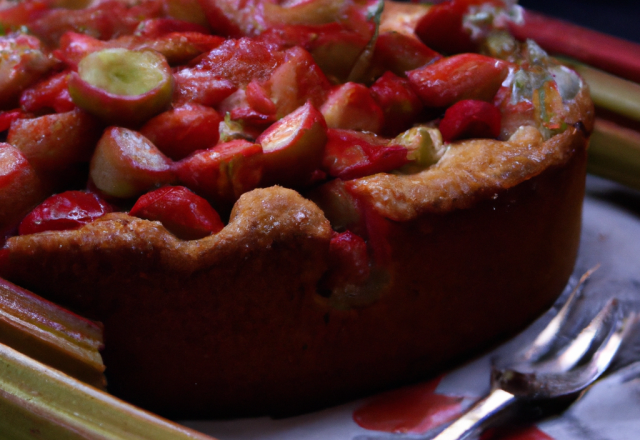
[534, 297, 620, 373]
[498, 303, 630, 398]
[521, 266, 600, 362]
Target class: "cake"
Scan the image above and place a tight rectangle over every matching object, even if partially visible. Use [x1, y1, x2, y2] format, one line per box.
[0, 0, 593, 418]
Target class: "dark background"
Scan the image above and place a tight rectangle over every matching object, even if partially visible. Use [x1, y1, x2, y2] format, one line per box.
[518, 0, 640, 43]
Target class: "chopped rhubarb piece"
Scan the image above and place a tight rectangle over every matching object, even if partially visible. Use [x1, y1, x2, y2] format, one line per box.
[257, 101, 328, 187]
[369, 31, 441, 81]
[414, 0, 499, 54]
[407, 53, 510, 108]
[192, 38, 286, 87]
[54, 32, 108, 69]
[89, 127, 176, 199]
[439, 99, 501, 142]
[134, 18, 210, 38]
[130, 186, 224, 240]
[175, 139, 263, 208]
[140, 103, 223, 161]
[0, 34, 56, 110]
[20, 70, 76, 114]
[322, 129, 409, 180]
[172, 68, 237, 107]
[259, 23, 370, 83]
[164, 0, 210, 27]
[245, 80, 277, 116]
[7, 109, 102, 173]
[18, 190, 113, 236]
[263, 46, 332, 118]
[320, 82, 384, 134]
[370, 71, 424, 136]
[68, 48, 174, 127]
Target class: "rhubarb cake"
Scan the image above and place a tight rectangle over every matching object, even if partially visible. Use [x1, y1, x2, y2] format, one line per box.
[0, 0, 593, 417]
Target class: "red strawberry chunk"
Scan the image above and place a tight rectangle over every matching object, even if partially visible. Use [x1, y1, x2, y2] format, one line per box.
[18, 190, 113, 236]
[129, 186, 224, 240]
[439, 99, 501, 142]
[370, 72, 424, 136]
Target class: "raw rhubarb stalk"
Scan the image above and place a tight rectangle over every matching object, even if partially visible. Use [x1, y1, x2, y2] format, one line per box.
[560, 58, 640, 123]
[509, 9, 640, 84]
[588, 118, 640, 191]
[0, 342, 217, 440]
[0, 278, 106, 389]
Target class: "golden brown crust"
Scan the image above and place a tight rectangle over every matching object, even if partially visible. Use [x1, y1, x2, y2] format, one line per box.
[346, 83, 594, 221]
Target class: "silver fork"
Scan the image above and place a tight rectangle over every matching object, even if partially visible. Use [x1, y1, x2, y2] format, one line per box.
[432, 276, 633, 440]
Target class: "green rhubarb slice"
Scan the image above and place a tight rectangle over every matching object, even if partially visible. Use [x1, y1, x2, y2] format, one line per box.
[0, 342, 217, 440]
[0, 278, 106, 389]
[588, 118, 640, 191]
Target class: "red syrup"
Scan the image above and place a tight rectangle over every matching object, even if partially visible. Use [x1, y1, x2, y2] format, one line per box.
[353, 376, 465, 434]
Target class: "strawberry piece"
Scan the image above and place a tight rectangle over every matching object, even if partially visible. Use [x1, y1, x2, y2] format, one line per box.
[439, 99, 501, 142]
[414, 0, 497, 54]
[320, 82, 384, 134]
[140, 103, 222, 161]
[129, 185, 224, 240]
[18, 190, 113, 236]
[20, 70, 76, 114]
[175, 139, 263, 208]
[319, 230, 371, 295]
[407, 53, 510, 108]
[322, 129, 409, 180]
[370, 72, 424, 136]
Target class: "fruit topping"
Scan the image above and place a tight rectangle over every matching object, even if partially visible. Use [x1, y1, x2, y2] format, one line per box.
[139, 103, 223, 161]
[129, 186, 224, 240]
[89, 127, 176, 199]
[7, 109, 102, 174]
[18, 190, 113, 236]
[407, 53, 510, 108]
[0, 144, 46, 240]
[68, 48, 174, 126]
[320, 82, 384, 133]
[257, 101, 327, 187]
[321, 129, 409, 180]
[175, 139, 264, 209]
[439, 99, 501, 142]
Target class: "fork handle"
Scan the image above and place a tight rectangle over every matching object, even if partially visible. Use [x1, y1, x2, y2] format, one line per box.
[432, 389, 517, 440]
